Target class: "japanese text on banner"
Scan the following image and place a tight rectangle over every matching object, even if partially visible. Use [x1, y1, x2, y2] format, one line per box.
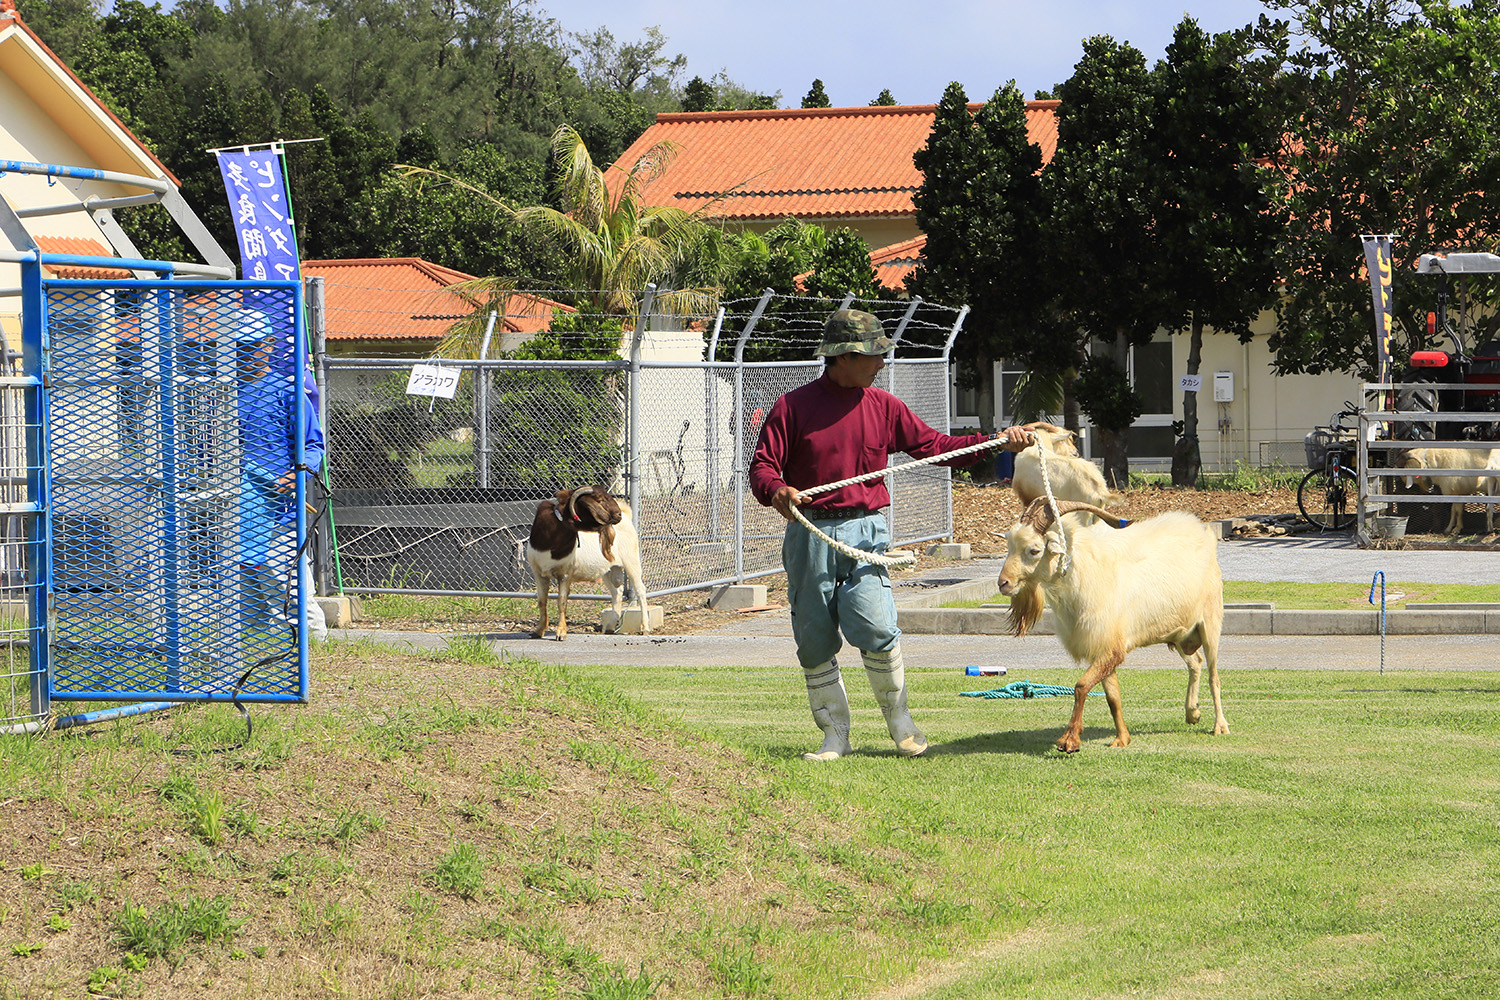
[216, 150, 300, 283]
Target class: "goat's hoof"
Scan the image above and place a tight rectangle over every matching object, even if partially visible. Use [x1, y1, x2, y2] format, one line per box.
[556, 631, 567, 641]
[529, 629, 544, 639]
[1186, 707, 1202, 724]
[1108, 736, 1131, 748]
[1054, 738, 1081, 754]
[1213, 722, 1230, 735]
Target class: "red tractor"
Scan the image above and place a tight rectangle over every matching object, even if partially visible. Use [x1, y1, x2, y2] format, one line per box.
[1397, 252, 1500, 440]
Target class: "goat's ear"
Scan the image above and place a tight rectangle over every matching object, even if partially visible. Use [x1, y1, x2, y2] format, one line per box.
[1044, 527, 1066, 555]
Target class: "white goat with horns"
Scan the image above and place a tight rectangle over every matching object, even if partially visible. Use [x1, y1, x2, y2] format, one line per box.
[997, 498, 1228, 753]
[1011, 422, 1123, 518]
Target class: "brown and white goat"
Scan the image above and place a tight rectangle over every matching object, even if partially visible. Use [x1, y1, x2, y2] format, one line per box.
[1396, 446, 1500, 534]
[1012, 423, 1123, 517]
[526, 486, 648, 640]
[998, 498, 1227, 753]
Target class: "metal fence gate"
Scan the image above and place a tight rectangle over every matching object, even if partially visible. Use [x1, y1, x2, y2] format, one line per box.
[7, 256, 311, 729]
[319, 291, 968, 600]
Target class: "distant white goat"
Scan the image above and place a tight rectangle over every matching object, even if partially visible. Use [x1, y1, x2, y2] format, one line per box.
[1012, 423, 1123, 516]
[997, 498, 1227, 753]
[1397, 446, 1500, 534]
[526, 486, 649, 640]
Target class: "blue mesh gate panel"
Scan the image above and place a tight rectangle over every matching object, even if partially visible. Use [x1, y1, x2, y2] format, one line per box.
[42, 279, 308, 703]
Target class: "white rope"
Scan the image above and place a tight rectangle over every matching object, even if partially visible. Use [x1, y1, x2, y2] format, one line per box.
[1033, 439, 1071, 576]
[793, 436, 1006, 567]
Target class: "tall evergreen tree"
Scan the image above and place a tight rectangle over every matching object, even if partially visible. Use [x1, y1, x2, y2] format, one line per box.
[870, 88, 897, 106]
[801, 79, 831, 109]
[908, 82, 1047, 433]
[1149, 18, 1280, 485]
[1042, 35, 1163, 486]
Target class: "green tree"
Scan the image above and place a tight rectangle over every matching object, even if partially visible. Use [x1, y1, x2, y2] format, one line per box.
[908, 82, 1049, 434]
[1256, 0, 1500, 375]
[682, 75, 715, 112]
[1042, 35, 1165, 486]
[870, 88, 897, 106]
[1149, 18, 1280, 485]
[801, 79, 831, 108]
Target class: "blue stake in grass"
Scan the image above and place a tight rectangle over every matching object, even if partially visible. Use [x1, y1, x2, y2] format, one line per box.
[1369, 570, 1386, 675]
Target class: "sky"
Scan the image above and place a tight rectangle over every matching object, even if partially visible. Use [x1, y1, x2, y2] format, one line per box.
[543, 0, 1282, 107]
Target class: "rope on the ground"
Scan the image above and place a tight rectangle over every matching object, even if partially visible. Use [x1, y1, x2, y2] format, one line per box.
[795, 436, 1007, 567]
[961, 680, 1095, 699]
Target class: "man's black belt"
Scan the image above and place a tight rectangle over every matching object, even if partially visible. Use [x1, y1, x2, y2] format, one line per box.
[804, 507, 878, 521]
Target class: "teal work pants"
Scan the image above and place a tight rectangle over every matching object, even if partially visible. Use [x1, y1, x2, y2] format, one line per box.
[782, 514, 900, 669]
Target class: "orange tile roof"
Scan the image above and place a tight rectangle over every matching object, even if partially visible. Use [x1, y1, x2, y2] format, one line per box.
[32, 235, 131, 278]
[869, 235, 926, 291]
[301, 258, 571, 341]
[612, 102, 1059, 222]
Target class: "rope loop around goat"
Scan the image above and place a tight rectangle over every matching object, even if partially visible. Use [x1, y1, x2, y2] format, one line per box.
[1034, 439, 1072, 576]
[794, 437, 1007, 567]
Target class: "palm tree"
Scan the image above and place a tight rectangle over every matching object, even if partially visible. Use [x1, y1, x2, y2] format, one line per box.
[397, 124, 731, 357]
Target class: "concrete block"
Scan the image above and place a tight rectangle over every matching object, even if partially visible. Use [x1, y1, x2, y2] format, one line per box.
[314, 595, 358, 629]
[600, 605, 665, 634]
[1387, 610, 1486, 635]
[1211, 518, 1246, 540]
[1223, 608, 1273, 635]
[1273, 610, 1377, 635]
[925, 542, 972, 560]
[709, 584, 767, 611]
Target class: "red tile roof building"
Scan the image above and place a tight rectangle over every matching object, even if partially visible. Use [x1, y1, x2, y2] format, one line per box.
[302, 258, 570, 355]
[612, 102, 1059, 262]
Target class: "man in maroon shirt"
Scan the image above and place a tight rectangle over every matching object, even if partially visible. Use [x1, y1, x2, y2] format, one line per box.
[750, 309, 1033, 760]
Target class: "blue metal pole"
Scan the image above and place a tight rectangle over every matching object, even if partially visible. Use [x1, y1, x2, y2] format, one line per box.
[19, 256, 47, 720]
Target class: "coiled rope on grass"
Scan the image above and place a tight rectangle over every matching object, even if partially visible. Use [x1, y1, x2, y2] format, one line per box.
[793, 436, 1008, 567]
[960, 680, 1095, 699]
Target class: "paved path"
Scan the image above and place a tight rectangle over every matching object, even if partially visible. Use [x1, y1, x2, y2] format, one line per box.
[337, 534, 1500, 670]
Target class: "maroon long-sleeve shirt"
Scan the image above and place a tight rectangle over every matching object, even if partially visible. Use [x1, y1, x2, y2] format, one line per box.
[749, 372, 992, 514]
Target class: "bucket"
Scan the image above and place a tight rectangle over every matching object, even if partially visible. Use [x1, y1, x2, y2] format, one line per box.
[1371, 515, 1408, 541]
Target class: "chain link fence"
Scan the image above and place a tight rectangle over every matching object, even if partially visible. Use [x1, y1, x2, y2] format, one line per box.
[319, 289, 969, 600]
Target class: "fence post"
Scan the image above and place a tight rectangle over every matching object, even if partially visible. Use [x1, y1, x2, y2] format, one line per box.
[475, 310, 498, 489]
[942, 305, 970, 543]
[305, 275, 333, 597]
[628, 286, 655, 519]
[732, 290, 774, 583]
[705, 306, 726, 542]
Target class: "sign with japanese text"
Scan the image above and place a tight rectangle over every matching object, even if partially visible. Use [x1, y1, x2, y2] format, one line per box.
[216, 150, 300, 283]
[405, 364, 461, 399]
[1179, 374, 1202, 392]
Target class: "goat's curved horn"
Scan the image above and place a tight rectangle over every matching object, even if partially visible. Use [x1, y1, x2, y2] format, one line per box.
[1019, 498, 1056, 530]
[1051, 499, 1126, 528]
[567, 486, 595, 520]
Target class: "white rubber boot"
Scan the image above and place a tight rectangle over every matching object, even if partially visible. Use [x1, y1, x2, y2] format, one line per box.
[802, 657, 853, 762]
[863, 645, 927, 757]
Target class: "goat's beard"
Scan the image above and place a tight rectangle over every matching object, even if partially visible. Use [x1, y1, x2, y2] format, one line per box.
[1008, 582, 1045, 638]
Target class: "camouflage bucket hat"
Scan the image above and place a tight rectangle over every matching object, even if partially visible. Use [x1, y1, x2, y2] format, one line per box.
[815, 309, 893, 357]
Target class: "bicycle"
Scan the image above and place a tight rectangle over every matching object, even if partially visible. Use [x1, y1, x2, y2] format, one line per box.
[1298, 404, 1362, 530]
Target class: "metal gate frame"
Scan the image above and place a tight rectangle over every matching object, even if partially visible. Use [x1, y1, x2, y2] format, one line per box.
[18, 251, 310, 721]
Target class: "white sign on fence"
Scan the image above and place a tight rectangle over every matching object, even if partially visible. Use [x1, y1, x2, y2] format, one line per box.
[1179, 374, 1202, 392]
[405, 364, 461, 399]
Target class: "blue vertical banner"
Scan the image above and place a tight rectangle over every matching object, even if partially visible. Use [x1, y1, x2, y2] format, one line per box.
[216, 148, 301, 377]
[1362, 234, 1394, 386]
[216, 149, 300, 283]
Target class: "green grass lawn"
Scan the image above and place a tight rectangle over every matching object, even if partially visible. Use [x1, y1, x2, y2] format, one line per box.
[562, 660, 1500, 999]
[943, 580, 1500, 610]
[4, 644, 1498, 999]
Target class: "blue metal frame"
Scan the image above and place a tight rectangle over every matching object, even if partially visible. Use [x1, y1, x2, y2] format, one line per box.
[19, 251, 309, 707]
